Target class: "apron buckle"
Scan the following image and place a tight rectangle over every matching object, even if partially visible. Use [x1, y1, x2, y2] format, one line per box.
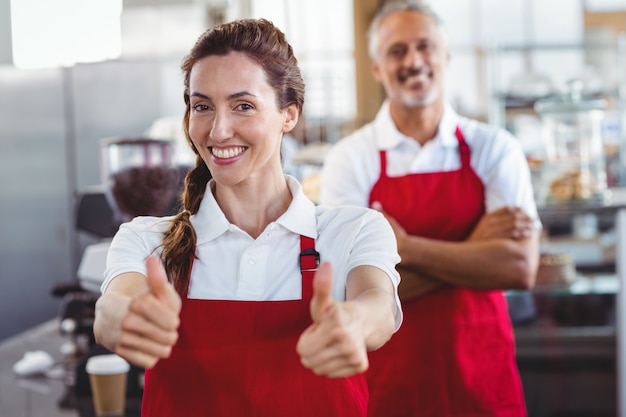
[299, 248, 320, 271]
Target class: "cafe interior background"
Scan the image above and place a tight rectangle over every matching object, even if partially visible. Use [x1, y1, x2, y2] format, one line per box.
[2, 0, 626, 415]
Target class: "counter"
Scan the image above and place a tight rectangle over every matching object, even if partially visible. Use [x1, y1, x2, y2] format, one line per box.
[0, 319, 141, 417]
[514, 307, 616, 416]
[0, 316, 617, 417]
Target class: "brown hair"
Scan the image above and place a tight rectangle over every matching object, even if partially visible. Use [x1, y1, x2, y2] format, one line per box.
[160, 18, 305, 293]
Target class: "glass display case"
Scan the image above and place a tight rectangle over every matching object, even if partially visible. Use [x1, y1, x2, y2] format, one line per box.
[510, 189, 626, 416]
[485, 36, 626, 188]
[485, 38, 626, 414]
[534, 80, 609, 205]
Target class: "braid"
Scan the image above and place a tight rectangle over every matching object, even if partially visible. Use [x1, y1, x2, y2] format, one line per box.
[160, 156, 210, 294]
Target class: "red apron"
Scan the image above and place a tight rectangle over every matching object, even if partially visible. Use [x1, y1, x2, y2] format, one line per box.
[142, 236, 368, 416]
[367, 127, 526, 417]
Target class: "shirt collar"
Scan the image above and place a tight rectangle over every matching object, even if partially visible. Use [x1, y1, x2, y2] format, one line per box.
[191, 181, 230, 244]
[438, 103, 460, 147]
[373, 100, 461, 149]
[277, 176, 318, 238]
[191, 175, 317, 244]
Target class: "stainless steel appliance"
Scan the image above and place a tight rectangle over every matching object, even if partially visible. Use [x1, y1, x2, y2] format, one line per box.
[52, 137, 189, 408]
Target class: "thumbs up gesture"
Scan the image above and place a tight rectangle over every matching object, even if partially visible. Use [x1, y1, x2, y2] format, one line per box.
[144, 255, 182, 317]
[95, 256, 182, 369]
[296, 262, 369, 378]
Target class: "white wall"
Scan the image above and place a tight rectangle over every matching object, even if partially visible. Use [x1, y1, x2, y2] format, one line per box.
[0, 0, 11, 65]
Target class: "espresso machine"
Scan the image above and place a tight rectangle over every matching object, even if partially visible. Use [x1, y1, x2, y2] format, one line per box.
[76, 137, 183, 292]
[52, 137, 188, 404]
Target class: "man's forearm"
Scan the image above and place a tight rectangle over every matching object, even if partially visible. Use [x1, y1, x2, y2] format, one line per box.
[398, 232, 540, 291]
[396, 267, 447, 300]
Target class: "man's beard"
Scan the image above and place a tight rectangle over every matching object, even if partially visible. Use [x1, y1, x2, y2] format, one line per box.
[396, 66, 440, 107]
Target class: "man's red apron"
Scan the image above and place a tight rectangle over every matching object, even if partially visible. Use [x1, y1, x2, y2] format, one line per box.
[141, 236, 368, 416]
[367, 127, 526, 417]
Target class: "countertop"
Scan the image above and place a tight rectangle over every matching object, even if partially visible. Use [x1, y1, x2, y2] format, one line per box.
[0, 314, 616, 417]
[0, 319, 140, 417]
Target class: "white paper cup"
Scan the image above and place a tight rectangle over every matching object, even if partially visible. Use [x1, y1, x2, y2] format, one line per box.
[86, 354, 130, 416]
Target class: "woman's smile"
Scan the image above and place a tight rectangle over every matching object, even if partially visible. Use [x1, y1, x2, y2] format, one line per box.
[210, 146, 247, 159]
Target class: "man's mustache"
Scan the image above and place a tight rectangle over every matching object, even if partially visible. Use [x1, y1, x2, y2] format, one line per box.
[398, 66, 431, 83]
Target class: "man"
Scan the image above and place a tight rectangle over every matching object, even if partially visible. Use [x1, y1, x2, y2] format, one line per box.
[319, 1, 541, 416]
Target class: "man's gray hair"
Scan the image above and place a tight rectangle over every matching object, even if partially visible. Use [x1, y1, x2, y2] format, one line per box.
[367, 0, 446, 60]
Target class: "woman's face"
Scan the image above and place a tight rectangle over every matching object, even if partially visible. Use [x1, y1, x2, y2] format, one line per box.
[187, 52, 298, 187]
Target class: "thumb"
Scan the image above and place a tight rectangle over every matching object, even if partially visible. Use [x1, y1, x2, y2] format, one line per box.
[146, 255, 181, 313]
[310, 261, 334, 323]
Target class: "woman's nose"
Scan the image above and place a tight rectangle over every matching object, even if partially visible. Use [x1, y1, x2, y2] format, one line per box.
[209, 111, 233, 142]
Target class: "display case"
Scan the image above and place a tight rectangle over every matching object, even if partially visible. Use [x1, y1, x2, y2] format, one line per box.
[485, 36, 626, 188]
[484, 40, 626, 413]
[510, 189, 626, 416]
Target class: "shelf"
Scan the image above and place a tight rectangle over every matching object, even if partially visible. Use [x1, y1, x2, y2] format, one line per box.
[491, 42, 620, 52]
[515, 273, 617, 296]
[495, 90, 618, 110]
[515, 324, 615, 361]
[537, 187, 626, 222]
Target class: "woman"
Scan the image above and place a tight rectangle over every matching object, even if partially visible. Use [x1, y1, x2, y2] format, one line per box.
[93, 18, 402, 417]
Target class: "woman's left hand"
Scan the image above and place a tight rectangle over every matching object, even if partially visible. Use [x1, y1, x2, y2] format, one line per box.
[296, 262, 369, 378]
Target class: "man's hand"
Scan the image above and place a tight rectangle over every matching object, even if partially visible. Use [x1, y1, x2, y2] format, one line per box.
[296, 262, 369, 378]
[468, 206, 535, 241]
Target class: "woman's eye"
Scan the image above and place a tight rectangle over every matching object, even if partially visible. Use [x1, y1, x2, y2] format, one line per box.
[192, 104, 210, 112]
[236, 103, 254, 111]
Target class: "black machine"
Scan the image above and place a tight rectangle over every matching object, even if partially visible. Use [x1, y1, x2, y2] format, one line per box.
[50, 137, 189, 412]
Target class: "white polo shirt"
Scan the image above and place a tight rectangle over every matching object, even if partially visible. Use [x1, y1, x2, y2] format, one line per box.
[320, 101, 540, 225]
[103, 176, 403, 329]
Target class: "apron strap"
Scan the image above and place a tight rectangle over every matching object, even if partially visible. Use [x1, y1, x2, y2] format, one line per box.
[299, 235, 319, 299]
[378, 150, 388, 179]
[455, 126, 471, 168]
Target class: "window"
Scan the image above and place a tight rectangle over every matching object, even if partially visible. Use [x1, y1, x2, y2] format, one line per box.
[251, 0, 356, 142]
[10, 0, 122, 69]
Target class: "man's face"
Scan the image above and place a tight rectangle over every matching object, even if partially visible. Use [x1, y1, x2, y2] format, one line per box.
[372, 10, 449, 109]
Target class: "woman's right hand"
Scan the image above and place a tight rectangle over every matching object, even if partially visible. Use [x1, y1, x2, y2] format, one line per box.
[94, 256, 182, 369]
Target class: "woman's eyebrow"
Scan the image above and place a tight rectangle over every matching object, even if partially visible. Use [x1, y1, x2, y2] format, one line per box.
[190, 92, 210, 100]
[228, 91, 257, 100]
[190, 91, 257, 100]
